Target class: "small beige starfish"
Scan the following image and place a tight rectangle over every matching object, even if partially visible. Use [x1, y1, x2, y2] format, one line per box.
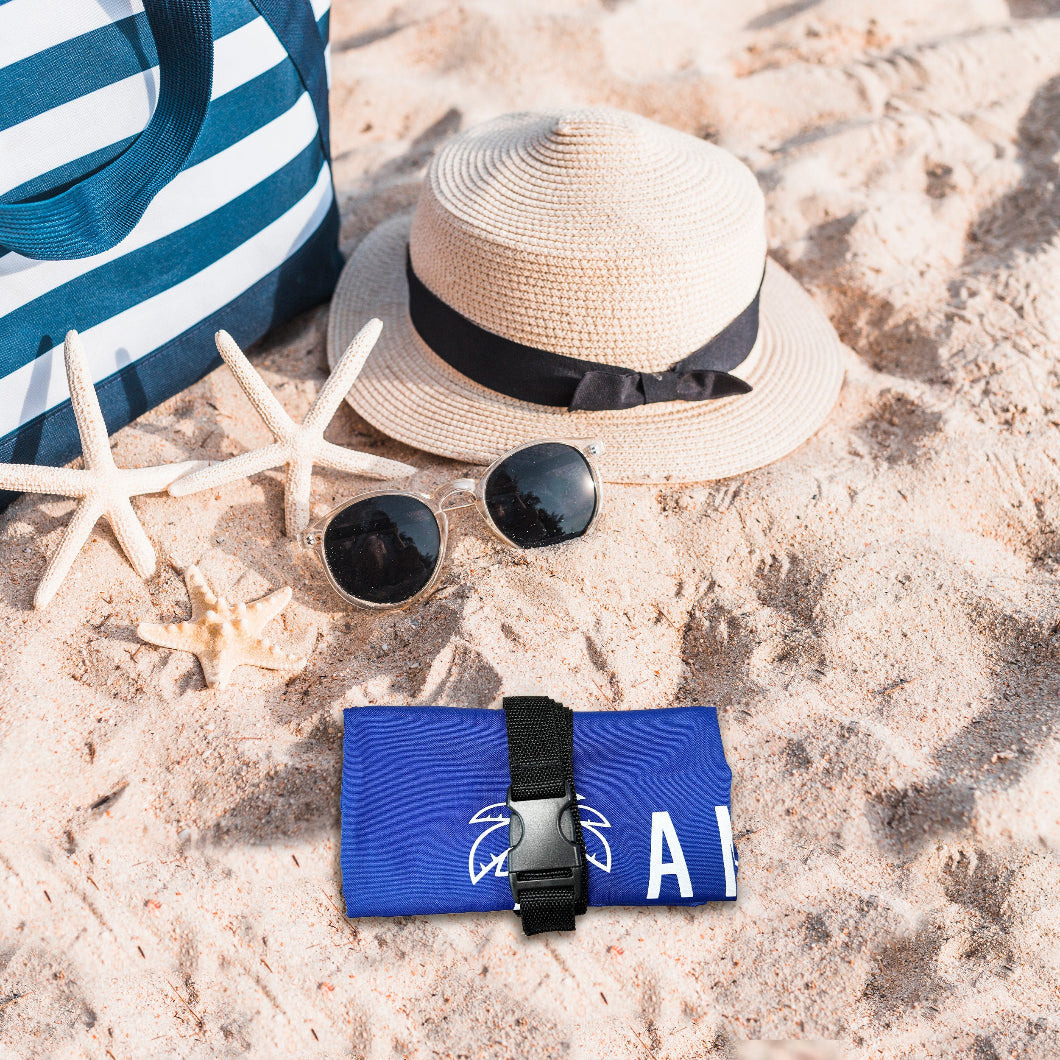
[137, 565, 307, 689]
[169, 318, 415, 536]
[0, 331, 201, 609]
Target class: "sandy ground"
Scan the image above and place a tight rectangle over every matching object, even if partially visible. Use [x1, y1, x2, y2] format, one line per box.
[3, 0, 1060, 1056]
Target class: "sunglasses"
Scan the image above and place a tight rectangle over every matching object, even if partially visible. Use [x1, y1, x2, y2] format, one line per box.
[300, 440, 604, 609]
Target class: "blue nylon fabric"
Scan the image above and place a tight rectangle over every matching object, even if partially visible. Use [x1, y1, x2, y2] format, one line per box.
[0, 0, 215, 260]
[340, 706, 737, 918]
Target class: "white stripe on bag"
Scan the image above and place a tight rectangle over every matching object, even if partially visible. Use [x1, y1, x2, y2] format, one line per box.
[0, 0, 145, 68]
[0, 91, 320, 309]
[2, 163, 334, 437]
[0, 1, 331, 84]
[715, 805, 737, 897]
[0, 17, 287, 198]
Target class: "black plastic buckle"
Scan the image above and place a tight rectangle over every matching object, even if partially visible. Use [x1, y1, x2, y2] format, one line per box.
[506, 781, 583, 911]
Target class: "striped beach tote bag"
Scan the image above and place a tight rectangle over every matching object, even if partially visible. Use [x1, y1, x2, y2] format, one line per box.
[0, 0, 343, 505]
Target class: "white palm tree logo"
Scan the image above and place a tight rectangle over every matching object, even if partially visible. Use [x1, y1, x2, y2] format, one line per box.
[468, 795, 613, 885]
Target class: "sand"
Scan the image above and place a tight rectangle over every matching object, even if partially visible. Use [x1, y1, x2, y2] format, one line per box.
[2, 0, 1060, 1056]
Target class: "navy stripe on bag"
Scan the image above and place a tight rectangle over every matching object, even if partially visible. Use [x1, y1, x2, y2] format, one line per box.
[0, 0, 343, 508]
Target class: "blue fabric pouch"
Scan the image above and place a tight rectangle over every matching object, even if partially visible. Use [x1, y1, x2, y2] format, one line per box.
[340, 705, 738, 918]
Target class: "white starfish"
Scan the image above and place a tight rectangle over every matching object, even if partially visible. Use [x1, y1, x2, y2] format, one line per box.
[0, 331, 201, 609]
[137, 565, 306, 689]
[169, 319, 415, 535]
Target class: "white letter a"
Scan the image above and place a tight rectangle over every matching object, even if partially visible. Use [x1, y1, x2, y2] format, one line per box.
[647, 811, 693, 900]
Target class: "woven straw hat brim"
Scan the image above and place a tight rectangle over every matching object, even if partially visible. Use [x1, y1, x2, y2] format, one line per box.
[327, 212, 844, 483]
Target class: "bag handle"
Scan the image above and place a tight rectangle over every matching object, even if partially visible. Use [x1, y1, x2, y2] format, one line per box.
[250, 0, 331, 158]
[0, 0, 214, 261]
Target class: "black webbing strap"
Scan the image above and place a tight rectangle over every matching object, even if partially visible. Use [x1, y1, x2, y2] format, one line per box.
[503, 696, 588, 935]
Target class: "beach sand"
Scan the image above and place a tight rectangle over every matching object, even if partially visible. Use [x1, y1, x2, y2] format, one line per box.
[2, 0, 1059, 1056]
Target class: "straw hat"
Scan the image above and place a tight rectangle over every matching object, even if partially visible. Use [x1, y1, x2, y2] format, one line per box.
[327, 107, 844, 482]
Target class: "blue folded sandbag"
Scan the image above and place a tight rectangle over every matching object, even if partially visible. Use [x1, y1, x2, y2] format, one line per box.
[340, 705, 738, 918]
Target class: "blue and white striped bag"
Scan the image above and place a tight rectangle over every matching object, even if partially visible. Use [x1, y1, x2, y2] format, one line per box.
[0, 0, 342, 499]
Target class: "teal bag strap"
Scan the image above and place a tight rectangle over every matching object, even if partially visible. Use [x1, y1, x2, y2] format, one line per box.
[250, 0, 331, 157]
[0, 0, 214, 261]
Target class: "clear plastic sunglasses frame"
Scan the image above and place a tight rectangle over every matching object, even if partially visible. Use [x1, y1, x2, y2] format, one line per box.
[299, 439, 605, 610]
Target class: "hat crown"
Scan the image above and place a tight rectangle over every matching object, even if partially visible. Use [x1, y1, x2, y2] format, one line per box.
[409, 107, 767, 372]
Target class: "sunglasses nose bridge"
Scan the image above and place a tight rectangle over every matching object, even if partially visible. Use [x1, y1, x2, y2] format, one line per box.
[437, 478, 478, 512]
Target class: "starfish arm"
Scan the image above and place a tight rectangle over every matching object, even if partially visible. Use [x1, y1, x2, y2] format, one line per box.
[234, 641, 307, 673]
[63, 331, 115, 473]
[0, 463, 91, 498]
[105, 497, 156, 579]
[33, 498, 102, 609]
[215, 330, 296, 442]
[120, 459, 206, 497]
[168, 443, 286, 497]
[315, 440, 416, 480]
[283, 457, 314, 537]
[200, 648, 236, 689]
[136, 619, 204, 653]
[302, 318, 383, 434]
[184, 565, 220, 616]
[242, 585, 293, 632]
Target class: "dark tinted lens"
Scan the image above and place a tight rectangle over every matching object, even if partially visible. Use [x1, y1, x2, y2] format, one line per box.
[484, 442, 598, 548]
[323, 495, 441, 605]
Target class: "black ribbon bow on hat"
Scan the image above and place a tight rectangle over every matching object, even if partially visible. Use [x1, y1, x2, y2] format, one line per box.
[405, 251, 759, 412]
[568, 354, 753, 412]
